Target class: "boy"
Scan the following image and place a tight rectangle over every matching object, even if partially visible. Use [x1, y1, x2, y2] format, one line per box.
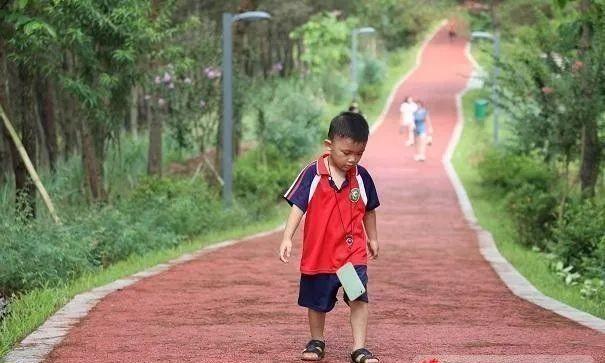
[279, 112, 380, 362]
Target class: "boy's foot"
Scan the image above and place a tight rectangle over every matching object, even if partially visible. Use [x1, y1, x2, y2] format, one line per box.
[405, 140, 414, 146]
[351, 348, 379, 362]
[301, 340, 325, 361]
[414, 155, 426, 162]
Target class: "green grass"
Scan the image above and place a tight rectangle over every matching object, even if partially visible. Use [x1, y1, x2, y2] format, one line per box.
[0, 203, 288, 359]
[452, 89, 605, 319]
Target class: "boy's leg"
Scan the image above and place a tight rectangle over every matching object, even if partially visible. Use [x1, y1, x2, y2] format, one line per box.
[349, 300, 368, 350]
[349, 301, 379, 362]
[308, 308, 326, 340]
[301, 308, 327, 360]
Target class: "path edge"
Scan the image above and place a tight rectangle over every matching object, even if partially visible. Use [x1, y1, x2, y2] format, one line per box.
[442, 42, 605, 334]
[3, 226, 284, 363]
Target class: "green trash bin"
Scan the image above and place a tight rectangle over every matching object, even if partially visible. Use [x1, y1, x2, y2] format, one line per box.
[474, 99, 489, 121]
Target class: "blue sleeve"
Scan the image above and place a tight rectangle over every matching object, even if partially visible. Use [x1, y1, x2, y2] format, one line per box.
[359, 166, 380, 211]
[283, 163, 317, 213]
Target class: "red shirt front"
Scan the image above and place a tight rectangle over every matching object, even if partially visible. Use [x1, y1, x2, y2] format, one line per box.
[284, 154, 380, 274]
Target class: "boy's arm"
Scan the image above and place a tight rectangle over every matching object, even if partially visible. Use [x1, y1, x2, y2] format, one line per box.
[279, 205, 304, 263]
[363, 209, 379, 259]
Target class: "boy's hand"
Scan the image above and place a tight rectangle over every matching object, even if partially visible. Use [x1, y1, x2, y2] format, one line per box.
[279, 239, 292, 263]
[367, 239, 379, 260]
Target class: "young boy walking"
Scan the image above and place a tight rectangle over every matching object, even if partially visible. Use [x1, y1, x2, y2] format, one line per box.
[279, 112, 380, 362]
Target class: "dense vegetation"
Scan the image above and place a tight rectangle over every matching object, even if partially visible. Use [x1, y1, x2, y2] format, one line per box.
[467, 0, 605, 304]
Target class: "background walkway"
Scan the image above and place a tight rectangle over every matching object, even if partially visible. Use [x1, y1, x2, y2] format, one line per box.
[45, 26, 605, 363]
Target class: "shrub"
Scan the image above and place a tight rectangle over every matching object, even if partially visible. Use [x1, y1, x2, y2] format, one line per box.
[506, 183, 557, 248]
[262, 88, 324, 161]
[549, 199, 605, 275]
[358, 58, 386, 102]
[234, 146, 300, 211]
[478, 148, 553, 191]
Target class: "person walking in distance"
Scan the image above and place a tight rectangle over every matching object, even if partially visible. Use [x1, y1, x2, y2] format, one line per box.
[399, 96, 417, 146]
[413, 100, 433, 162]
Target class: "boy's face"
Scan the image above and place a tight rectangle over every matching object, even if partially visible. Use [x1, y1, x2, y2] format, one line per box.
[324, 136, 367, 173]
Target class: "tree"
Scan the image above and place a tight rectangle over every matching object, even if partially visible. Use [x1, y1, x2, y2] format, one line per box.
[496, 0, 605, 197]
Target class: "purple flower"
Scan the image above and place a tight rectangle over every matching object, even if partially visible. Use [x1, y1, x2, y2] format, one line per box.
[163, 72, 172, 84]
[204, 66, 221, 80]
[272, 62, 283, 72]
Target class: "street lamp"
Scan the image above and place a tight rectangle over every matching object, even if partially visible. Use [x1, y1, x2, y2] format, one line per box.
[222, 11, 271, 206]
[471, 30, 501, 144]
[351, 27, 376, 100]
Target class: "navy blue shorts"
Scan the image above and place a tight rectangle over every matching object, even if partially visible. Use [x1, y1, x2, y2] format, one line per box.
[298, 265, 369, 313]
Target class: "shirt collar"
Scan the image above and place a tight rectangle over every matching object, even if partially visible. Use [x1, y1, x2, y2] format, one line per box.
[316, 153, 358, 177]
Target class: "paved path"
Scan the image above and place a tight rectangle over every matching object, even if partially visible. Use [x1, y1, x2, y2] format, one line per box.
[44, 26, 605, 363]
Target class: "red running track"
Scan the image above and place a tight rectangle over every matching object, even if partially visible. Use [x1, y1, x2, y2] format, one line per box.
[45, 26, 605, 363]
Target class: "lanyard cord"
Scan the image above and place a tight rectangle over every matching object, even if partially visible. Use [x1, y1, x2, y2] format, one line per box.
[327, 158, 354, 240]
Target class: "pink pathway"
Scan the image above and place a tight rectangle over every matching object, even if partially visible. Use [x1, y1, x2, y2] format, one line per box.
[46, 26, 605, 363]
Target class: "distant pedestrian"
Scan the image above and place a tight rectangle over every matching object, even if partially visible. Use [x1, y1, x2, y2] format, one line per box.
[399, 96, 417, 146]
[413, 100, 433, 161]
[448, 20, 457, 42]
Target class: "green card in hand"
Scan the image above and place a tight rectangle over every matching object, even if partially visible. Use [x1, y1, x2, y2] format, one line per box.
[336, 262, 366, 301]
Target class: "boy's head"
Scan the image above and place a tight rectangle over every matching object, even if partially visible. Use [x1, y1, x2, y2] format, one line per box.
[325, 112, 369, 172]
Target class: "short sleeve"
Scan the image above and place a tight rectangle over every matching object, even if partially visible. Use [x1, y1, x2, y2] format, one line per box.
[283, 163, 317, 213]
[358, 166, 380, 211]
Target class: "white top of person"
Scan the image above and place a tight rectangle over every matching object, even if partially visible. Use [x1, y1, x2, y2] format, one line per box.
[400, 100, 418, 125]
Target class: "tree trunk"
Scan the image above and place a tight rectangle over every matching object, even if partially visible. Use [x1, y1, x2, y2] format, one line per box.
[36, 76, 58, 172]
[578, 0, 600, 198]
[15, 65, 37, 219]
[1, 103, 60, 224]
[80, 119, 106, 202]
[147, 109, 162, 176]
[0, 36, 10, 185]
[130, 85, 139, 138]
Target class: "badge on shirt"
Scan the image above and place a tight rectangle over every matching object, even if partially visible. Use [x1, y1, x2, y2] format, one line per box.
[349, 188, 360, 202]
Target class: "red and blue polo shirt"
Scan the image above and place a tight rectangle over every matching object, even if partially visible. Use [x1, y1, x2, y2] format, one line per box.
[284, 153, 380, 275]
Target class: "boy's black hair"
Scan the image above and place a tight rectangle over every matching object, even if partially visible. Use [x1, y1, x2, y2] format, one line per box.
[328, 111, 369, 143]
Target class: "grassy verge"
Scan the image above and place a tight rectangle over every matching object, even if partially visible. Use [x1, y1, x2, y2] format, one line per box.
[0, 203, 288, 358]
[452, 89, 605, 319]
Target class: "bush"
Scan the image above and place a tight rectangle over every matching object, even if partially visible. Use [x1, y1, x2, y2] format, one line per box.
[0, 220, 93, 296]
[478, 148, 553, 192]
[0, 177, 253, 296]
[317, 72, 350, 105]
[234, 147, 300, 211]
[506, 184, 557, 248]
[358, 58, 386, 102]
[262, 85, 324, 161]
[549, 199, 605, 276]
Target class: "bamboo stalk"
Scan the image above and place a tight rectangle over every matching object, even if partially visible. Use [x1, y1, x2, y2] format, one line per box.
[0, 103, 60, 224]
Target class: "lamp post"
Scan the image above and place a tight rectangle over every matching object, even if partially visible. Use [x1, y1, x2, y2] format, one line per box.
[222, 11, 271, 206]
[351, 27, 376, 100]
[471, 30, 501, 144]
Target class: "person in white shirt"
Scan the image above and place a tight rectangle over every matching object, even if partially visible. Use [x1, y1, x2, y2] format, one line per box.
[399, 96, 418, 146]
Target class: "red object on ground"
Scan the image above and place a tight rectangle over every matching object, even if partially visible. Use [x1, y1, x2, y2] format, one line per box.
[45, 26, 605, 363]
